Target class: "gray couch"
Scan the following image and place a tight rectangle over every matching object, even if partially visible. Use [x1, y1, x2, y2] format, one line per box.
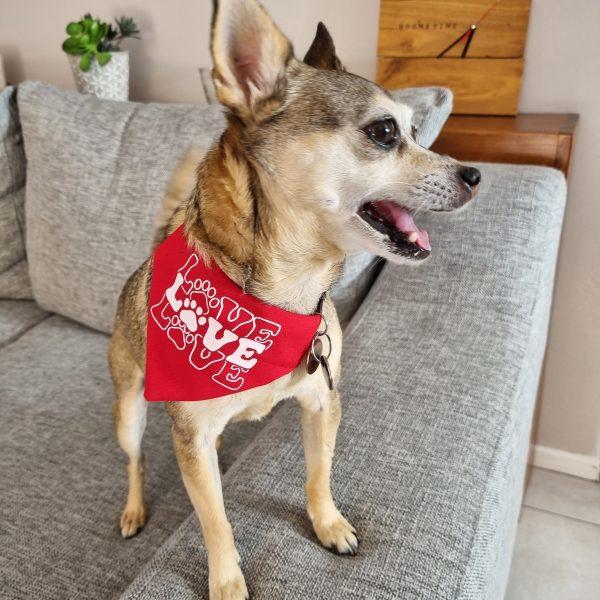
[0, 82, 566, 600]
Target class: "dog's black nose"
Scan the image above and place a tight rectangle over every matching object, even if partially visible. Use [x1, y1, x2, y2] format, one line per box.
[459, 166, 481, 187]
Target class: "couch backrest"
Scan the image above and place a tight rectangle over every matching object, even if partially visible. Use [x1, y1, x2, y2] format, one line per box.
[17, 81, 452, 333]
[18, 82, 226, 332]
[0, 86, 33, 299]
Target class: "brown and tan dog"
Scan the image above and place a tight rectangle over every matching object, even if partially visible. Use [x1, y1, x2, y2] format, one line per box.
[109, 1, 479, 597]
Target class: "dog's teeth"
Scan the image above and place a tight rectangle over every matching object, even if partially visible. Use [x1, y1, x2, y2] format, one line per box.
[407, 232, 418, 243]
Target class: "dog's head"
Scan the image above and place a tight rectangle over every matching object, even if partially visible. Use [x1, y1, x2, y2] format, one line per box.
[211, 0, 479, 264]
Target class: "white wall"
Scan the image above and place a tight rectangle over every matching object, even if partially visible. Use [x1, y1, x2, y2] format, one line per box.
[0, 0, 380, 103]
[520, 0, 600, 463]
[1, 0, 598, 469]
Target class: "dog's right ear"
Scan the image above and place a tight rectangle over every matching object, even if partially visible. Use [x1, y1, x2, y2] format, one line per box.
[211, 0, 293, 121]
[303, 22, 345, 71]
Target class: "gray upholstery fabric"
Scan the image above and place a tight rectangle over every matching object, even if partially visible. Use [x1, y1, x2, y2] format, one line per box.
[331, 252, 384, 325]
[0, 316, 188, 599]
[120, 164, 566, 600]
[0, 299, 48, 347]
[0, 86, 33, 299]
[18, 81, 451, 332]
[0, 314, 272, 599]
[391, 87, 453, 149]
[18, 81, 227, 333]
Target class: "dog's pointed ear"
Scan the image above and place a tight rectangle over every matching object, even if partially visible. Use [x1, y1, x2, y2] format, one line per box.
[211, 0, 294, 120]
[303, 22, 344, 71]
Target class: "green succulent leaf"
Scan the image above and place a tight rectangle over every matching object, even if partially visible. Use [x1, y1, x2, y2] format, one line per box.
[97, 52, 112, 67]
[62, 38, 82, 54]
[66, 22, 82, 35]
[79, 53, 92, 72]
[63, 14, 139, 58]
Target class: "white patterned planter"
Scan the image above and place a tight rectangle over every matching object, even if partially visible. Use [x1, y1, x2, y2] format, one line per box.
[68, 51, 129, 101]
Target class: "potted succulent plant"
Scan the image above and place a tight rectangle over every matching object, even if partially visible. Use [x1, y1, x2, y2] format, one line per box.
[62, 14, 140, 101]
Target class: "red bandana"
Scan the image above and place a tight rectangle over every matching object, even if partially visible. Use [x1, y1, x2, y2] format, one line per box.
[145, 226, 321, 401]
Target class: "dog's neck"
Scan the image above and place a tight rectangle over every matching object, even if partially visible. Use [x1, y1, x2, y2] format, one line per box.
[182, 130, 343, 315]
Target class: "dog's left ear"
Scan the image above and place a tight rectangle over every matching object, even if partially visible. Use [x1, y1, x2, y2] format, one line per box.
[211, 0, 294, 120]
[303, 22, 345, 71]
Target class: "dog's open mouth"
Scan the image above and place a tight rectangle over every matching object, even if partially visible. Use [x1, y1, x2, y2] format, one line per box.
[358, 200, 431, 260]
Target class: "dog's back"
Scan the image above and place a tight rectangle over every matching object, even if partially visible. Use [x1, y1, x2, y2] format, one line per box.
[152, 148, 205, 249]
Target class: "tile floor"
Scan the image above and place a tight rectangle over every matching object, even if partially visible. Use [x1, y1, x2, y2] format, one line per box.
[505, 467, 600, 600]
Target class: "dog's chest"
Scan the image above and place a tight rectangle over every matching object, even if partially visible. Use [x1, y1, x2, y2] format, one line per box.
[173, 365, 323, 429]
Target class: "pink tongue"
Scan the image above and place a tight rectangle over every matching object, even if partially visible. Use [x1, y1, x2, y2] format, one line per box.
[375, 201, 431, 251]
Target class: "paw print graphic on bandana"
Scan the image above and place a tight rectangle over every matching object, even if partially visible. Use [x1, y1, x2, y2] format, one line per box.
[179, 297, 201, 332]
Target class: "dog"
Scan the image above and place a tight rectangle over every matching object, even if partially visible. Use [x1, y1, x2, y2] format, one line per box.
[108, 1, 480, 598]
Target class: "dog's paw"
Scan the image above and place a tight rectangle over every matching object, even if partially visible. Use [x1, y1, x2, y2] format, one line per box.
[311, 510, 359, 556]
[120, 503, 147, 538]
[209, 565, 249, 600]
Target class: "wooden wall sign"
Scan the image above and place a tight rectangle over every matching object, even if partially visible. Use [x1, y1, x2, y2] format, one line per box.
[377, 0, 532, 115]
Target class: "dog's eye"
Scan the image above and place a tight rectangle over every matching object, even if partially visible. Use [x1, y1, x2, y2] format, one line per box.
[411, 125, 418, 140]
[363, 118, 399, 149]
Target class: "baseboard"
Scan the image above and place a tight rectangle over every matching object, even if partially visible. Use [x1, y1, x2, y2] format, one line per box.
[530, 445, 600, 481]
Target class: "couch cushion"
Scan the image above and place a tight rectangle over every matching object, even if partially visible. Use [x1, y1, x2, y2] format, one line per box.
[120, 164, 566, 600]
[0, 314, 274, 599]
[391, 86, 452, 149]
[0, 86, 33, 299]
[18, 81, 451, 332]
[0, 299, 48, 347]
[18, 81, 226, 333]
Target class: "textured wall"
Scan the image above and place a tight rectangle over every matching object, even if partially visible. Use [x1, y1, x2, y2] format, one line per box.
[0, 0, 598, 461]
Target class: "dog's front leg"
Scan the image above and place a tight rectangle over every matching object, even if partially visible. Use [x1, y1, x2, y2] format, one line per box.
[171, 423, 248, 600]
[298, 387, 358, 555]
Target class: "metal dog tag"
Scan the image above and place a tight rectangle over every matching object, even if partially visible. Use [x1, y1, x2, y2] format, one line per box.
[306, 337, 323, 374]
[320, 355, 334, 390]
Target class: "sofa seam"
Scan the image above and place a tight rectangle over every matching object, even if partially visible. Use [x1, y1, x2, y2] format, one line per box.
[343, 260, 388, 341]
[0, 311, 52, 351]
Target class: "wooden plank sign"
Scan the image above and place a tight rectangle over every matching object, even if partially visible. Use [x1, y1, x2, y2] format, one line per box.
[377, 0, 532, 115]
